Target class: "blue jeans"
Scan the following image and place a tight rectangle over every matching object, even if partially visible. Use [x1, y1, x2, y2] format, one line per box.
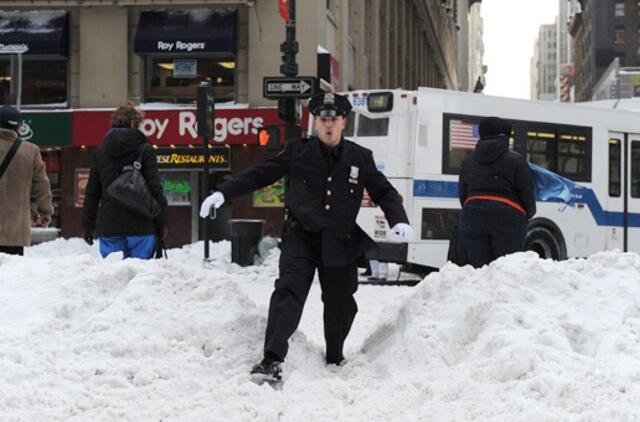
[460, 200, 528, 268]
[99, 235, 157, 259]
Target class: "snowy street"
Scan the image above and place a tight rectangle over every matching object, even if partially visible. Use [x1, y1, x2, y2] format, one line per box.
[2, 239, 640, 421]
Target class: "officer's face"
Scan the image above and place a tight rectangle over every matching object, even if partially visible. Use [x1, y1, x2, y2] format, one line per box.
[314, 116, 347, 147]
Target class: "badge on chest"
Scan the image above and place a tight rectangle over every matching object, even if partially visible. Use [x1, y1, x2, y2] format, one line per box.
[349, 165, 359, 184]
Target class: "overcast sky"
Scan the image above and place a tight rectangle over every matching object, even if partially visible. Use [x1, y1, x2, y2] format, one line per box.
[481, 0, 559, 99]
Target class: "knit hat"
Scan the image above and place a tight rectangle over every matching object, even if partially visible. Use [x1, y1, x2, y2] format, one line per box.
[478, 116, 511, 139]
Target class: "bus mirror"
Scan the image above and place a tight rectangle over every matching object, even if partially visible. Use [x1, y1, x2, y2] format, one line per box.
[258, 126, 281, 151]
[367, 92, 394, 113]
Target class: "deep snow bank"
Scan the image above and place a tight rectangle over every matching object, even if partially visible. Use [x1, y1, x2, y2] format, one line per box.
[2, 241, 640, 421]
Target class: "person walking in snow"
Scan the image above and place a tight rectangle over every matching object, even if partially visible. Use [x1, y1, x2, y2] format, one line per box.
[82, 101, 168, 259]
[200, 93, 413, 383]
[0, 106, 53, 256]
[458, 116, 536, 268]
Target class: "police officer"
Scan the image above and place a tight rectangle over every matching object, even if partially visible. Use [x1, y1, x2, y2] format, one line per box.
[199, 92, 413, 382]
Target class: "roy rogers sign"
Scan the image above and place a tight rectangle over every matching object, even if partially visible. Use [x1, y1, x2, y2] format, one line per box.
[71, 108, 299, 147]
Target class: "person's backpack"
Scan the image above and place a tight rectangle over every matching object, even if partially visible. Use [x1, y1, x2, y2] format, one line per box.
[106, 143, 161, 218]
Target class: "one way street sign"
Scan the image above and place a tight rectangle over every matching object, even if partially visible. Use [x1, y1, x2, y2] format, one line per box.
[263, 76, 318, 99]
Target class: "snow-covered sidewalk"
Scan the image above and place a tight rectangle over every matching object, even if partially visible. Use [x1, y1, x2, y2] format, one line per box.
[1, 239, 640, 421]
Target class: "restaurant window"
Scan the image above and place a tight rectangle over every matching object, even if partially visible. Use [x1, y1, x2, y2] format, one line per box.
[160, 171, 193, 205]
[0, 10, 69, 107]
[134, 9, 237, 104]
[609, 139, 622, 197]
[0, 59, 67, 106]
[145, 57, 235, 103]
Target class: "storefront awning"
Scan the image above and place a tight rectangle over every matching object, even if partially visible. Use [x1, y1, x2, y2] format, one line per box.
[134, 9, 237, 55]
[0, 10, 69, 57]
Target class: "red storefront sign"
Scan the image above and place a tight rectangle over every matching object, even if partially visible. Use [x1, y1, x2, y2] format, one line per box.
[72, 108, 305, 147]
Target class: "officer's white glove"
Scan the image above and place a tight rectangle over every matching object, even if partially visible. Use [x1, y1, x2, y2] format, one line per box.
[391, 223, 414, 241]
[199, 191, 225, 218]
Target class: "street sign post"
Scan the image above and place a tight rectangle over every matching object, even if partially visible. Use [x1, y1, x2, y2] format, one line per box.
[263, 76, 317, 99]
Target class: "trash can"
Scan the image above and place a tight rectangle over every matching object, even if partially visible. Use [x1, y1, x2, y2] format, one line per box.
[230, 219, 265, 266]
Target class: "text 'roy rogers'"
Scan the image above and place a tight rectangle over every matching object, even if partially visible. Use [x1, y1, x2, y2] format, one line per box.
[156, 41, 206, 52]
[138, 111, 264, 143]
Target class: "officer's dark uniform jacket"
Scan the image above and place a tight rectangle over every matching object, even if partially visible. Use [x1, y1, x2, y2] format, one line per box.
[458, 135, 536, 218]
[217, 136, 409, 266]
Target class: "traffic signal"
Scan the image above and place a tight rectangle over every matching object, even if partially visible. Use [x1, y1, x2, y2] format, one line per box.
[257, 125, 281, 151]
[197, 82, 214, 138]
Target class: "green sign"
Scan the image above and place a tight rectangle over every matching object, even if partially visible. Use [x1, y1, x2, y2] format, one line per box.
[20, 112, 72, 146]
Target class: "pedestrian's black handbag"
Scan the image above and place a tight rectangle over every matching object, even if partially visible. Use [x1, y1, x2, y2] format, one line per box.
[106, 143, 161, 218]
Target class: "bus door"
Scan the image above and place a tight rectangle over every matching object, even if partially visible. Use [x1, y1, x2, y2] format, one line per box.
[626, 134, 640, 253]
[610, 132, 640, 253]
[606, 133, 624, 251]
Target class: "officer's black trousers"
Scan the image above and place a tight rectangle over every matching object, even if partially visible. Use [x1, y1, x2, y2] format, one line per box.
[264, 227, 358, 363]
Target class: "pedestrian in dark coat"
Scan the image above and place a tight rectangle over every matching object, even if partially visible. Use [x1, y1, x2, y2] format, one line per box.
[200, 93, 413, 382]
[82, 101, 168, 259]
[458, 116, 535, 268]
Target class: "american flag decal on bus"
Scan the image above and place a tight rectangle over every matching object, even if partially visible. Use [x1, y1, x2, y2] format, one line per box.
[450, 119, 479, 150]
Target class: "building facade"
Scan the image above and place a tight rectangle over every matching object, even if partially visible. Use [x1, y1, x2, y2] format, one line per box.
[570, 0, 640, 102]
[0, 0, 463, 246]
[557, 0, 580, 101]
[531, 23, 558, 101]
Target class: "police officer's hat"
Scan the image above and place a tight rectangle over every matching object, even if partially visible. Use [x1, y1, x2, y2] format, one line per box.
[0, 106, 22, 131]
[308, 92, 352, 117]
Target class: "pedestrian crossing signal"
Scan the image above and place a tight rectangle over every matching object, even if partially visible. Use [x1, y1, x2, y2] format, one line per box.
[257, 126, 280, 151]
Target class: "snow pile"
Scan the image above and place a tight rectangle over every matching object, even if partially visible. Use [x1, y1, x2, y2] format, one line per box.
[2, 241, 640, 421]
[362, 251, 640, 420]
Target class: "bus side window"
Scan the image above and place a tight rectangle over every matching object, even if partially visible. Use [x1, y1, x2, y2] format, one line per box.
[558, 133, 588, 178]
[527, 130, 556, 171]
[344, 111, 356, 137]
[357, 114, 389, 136]
[445, 116, 480, 173]
[631, 141, 640, 198]
[609, 139, 621, 197]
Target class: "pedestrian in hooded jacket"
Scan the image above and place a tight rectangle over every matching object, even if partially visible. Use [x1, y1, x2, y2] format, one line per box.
[82, 101, 168, 259]
[0, 105, 53, 256]
[458, 116, 536, 268]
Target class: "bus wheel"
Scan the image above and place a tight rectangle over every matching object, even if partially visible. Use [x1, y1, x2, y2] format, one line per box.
[526, 226, 565, 260]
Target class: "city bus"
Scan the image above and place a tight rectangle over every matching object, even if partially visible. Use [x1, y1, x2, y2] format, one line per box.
[323, 87, 640, 270]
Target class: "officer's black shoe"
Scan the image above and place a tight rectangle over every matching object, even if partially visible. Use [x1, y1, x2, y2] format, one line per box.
[367, 276, 387, 283]
[326, 354, 345, 366]
[250, 357, 282, 383]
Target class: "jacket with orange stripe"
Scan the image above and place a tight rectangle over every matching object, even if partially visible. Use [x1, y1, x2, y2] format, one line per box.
[458, 135, 536, 218]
